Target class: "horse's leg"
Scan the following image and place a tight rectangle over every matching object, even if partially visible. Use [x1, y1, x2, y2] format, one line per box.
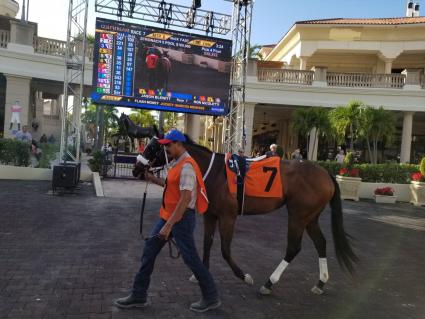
[189, 212, 217, 283]
[259, 216, 304, 295]
[306, 218, 329, 295]
[219, 214, 254, 285]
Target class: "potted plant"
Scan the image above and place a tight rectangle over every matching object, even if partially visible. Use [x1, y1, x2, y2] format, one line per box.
[336, 152, 362, 201]
[374, 187, 397, 204]
[410, 157, 425, 207]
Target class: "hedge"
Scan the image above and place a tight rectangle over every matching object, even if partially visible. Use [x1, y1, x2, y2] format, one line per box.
[316, 161, 419, 184]
[0, 138, 31, 167]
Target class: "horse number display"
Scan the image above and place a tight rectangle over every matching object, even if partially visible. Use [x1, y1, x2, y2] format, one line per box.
[263, 166, 278, 192]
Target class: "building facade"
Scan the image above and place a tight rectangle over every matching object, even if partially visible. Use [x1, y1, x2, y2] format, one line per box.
[210, 15, 425, 163]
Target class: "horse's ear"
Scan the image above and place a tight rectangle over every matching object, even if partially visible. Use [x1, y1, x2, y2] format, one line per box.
[153, 125, 160, 137]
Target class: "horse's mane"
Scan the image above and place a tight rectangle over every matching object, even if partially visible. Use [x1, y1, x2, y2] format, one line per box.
[184, 134, 223, 155]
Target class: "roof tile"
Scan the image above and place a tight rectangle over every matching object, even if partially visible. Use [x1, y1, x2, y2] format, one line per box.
[296, 17, 425, 25]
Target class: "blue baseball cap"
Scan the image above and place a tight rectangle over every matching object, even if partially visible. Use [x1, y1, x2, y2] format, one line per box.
[158, 129, 187, 145]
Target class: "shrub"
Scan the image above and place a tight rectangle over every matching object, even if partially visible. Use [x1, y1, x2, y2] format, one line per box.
[38, 143, 59, 168]
[317, 162, 419, 184]
[0, 138, 30, 167]
[344, 151, 354, 168]
[420, 157, 425, 176]
[276, 145, 284, 158]
[88, 150, 103, 172]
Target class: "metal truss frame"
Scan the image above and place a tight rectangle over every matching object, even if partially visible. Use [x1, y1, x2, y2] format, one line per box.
[223, 0, 253, 153]
[60, 0, 89, 162]
[95, 0, 232, 36]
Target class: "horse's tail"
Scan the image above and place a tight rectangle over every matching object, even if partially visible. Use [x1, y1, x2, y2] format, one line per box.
[329, 175, 358, 274]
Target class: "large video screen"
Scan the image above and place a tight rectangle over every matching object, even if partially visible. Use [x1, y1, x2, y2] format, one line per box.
[91, 18, 232, 116]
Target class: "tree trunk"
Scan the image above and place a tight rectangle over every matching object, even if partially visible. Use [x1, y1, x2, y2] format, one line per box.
[349, 124, 354, 151]
[366, 136, 373, 163]
[373, 139, 378, 164]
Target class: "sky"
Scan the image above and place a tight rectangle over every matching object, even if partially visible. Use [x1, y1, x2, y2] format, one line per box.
[21, 0, 414, 45]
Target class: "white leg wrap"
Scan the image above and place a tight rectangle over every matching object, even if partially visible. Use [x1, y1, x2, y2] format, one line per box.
[269, 260, 289, 284]
[319, 258, 329, 283]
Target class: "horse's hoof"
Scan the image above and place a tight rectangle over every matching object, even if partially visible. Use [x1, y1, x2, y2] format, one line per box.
[311, 285, 324, 295]
[259, 286, 272, 295]
[189, 274, 198, 283]
[244, 274, 254, 285]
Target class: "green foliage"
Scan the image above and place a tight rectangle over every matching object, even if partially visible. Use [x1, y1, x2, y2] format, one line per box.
[420, 157, 425, 176]
[344, 151, 354, 168]
[88, 150, 103, 172]
[276, 145, 284, 158]
[358, 106, 395, 164]
[329, 100, 362, 149]
[0, 139, 30, 166]
[163, 112, 179, 132]
[129, 109, 156, 127]
[317, 161, 419, 184]
[38, 143, 59, 168]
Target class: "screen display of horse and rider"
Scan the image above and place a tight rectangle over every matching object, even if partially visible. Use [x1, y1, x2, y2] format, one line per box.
[91, 18, 232, 116]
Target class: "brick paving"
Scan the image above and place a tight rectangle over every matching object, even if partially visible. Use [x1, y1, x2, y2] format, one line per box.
[0, 180, 424, 319]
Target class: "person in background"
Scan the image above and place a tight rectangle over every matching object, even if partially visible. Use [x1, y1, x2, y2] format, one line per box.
[146, 48, 159, 89]
[335, 149, 345, 164]
[48, 134, 56, 144]
[15, 125, 32, 143]
[291, 149, 303, 160]
[266, 144, 279, 158]
[40, 134, 48, 144]
[138, 140, 145, 153]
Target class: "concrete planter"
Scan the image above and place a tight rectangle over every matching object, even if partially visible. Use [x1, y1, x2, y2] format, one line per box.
[374, 195, 397, 204]
[0, 164, 52, 180]
[410, 181, 425, 207]
[358, 183, 410, 202]
[336, 175, 362, 201]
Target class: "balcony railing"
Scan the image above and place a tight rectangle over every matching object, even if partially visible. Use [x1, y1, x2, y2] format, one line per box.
[33, 36, 67, 57]
[257, 68, 314, 85]
[327, 72, 405, 89]
[0, 30, 10, 48]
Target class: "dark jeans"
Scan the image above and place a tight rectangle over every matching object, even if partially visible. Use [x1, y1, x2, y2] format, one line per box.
[132, 209, 218, 302]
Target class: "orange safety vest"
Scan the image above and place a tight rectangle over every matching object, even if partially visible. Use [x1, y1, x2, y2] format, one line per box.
[160, 156, 209, 221]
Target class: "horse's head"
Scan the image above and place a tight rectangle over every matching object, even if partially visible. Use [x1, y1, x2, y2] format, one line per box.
[141, 136, 168, 169]
[133, 156, 148, 179]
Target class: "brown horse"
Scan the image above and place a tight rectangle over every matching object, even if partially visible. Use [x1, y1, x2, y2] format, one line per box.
[134, 134, 357, 296]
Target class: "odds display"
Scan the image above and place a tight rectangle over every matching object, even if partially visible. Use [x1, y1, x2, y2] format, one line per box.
[91, 18, 232, 116]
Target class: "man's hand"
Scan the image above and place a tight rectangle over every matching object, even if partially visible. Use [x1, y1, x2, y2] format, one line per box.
[158, 222, 173, 240]
[144, 170, 155, 183]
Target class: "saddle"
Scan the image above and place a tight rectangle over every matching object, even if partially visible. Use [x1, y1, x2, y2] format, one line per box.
[225, 154, 284, 211]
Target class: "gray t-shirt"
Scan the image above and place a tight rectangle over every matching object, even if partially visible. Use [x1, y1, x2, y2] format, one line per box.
[170, 152, 197, 209]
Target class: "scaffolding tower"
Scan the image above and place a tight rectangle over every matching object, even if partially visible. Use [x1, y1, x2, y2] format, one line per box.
[223, 0, 253, 153]
[59, 0, 89, 162]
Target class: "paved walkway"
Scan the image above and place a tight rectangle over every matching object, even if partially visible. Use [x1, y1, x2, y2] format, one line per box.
[0, 180, 424, 319]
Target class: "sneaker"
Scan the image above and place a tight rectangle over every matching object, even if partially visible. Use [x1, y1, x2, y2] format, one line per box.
[113, 294, 149, 309]
[190, 299, 221, 313]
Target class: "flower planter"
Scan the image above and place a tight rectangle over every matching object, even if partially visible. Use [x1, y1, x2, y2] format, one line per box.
[374, 195, 397, 204]
[336, 175, 362, 201]
[410, 181, 425, 207]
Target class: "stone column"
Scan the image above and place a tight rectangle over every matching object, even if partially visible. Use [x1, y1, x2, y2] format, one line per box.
[184, 113, 201, 143]
[8, 20, 35, 54]
[308, 127, 319, 161]
[402, 69, 422, 90]
[243, 103, 256, 155]
[299, 57, 308, 70]
[3, 74, 31, 138]
[384, 59, 394, 74]
[312, 66, 328, 87]
[400, 111, 414, 163]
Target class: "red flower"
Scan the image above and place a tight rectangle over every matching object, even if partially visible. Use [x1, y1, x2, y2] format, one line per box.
[411, 172, 425, 182]
[374, 187, 394, 196]
[339, 168, 359, 177]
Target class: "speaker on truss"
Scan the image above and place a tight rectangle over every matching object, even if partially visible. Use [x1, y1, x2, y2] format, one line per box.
[193, 0, 201, 9]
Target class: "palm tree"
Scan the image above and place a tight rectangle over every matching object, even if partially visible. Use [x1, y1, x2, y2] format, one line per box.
[329, 100, 363, 151]
[129, 109, 157, 127]
[103, 106, 119, 141]
[358, 106, 395, 164]
[248, 44, 264, 60]
[292, 107, 331, 160]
